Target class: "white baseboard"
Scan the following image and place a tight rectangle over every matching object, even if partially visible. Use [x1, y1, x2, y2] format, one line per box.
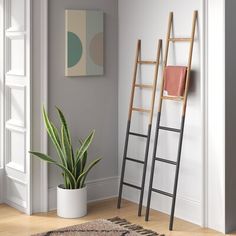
[4, 199, 27, 214]
[123, 187, 201, 225]
[48, 175, 201, 225]
[48, 176, 119, 211]
[0, 168, 3, 204]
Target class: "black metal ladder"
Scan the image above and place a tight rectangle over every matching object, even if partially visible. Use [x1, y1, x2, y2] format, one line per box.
[117, 39, 162, 216]
[145, 11, 198, 230]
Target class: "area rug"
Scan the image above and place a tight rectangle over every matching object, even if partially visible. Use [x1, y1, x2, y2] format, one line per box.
[33, 217, 164, 236]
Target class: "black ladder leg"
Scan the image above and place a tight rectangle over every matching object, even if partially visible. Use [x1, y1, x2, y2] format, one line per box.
[138, 124, 152, 216]
[169, 115, 186, 230]
[145, 112, 161, 221]
[117, 120, 131, 208]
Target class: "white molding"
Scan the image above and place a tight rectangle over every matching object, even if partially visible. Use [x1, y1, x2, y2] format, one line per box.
[5, 29, 26, 76]
[5, 32, 26, 38]
[5, 122, 26, 132]
[6, 119, 25, 129]
[0, 0, 5, 171]
[5, 82, 26, 89]
[0, 169, 4, 203]
[5, 199, 27, 213]
[5, 173, 27, 185]
[6, 196, 27, 209]
[4, 0, 11, 31]
[5, 173, 27, 212]
[123, 190, 201, 225]
[26, 0, 32, 215]
[39, 0, 48, 213]
[205, 0, 225, 232]
[6, 162, 25, 173]
[5, 0, 26, 32]
[48, 176, 119, 211]
[5, 84, 26, 128]
[201, 0, 208, 228]
[0, 0, 32, 214]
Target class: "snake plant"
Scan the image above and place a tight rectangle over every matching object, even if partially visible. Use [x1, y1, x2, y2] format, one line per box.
[29, 107, 101, 189]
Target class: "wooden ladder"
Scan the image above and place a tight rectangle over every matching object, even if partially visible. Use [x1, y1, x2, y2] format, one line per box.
[145, 11, 198, 230]
[117, 39, 162, 216]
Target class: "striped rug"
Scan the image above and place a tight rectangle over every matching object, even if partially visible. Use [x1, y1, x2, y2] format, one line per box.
[33, 217, 164, 236]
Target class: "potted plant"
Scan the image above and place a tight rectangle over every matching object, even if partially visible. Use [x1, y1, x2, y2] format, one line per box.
[29, 107, 101, 218]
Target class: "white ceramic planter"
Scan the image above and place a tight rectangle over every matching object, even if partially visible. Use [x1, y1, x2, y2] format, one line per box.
[57, 185, 87, 218]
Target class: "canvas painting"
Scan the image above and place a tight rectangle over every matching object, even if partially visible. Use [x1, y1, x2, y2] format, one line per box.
[65, 10, 104, 76]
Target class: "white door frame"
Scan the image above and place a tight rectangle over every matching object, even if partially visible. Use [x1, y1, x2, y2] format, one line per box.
[202, 0, 225, 233]
[2, 0, 32, 214]
[27, 0, 32, 215]
[201, 0, 226, 233]
[0, 0, 5, 204]
[200, 0, 208, 228]
[39, 0, 49, 213]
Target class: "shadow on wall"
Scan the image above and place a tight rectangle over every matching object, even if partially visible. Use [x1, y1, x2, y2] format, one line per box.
[189, 70, 198, 94]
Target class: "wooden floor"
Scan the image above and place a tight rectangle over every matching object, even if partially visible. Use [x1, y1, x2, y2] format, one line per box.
[0, 198, 235, 236]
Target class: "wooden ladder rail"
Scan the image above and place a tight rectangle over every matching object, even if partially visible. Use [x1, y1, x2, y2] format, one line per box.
[145, 11, 198, 231]
[117, 39, 162, 217]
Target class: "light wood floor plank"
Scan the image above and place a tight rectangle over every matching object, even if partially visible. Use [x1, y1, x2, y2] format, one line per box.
[0, 198, 235, 236]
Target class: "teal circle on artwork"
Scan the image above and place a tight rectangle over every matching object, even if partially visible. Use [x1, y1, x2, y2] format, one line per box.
[67, 31, 83, 68]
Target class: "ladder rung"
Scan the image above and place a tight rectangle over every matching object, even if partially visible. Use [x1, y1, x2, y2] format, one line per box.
[152, 188, 173, 198]
[137, 60, 157, 64]
[129, 132, 148, 138]
[155, 157, 177, 165]
[132, 107, 151, 113]
[159, 126, 181, 133]
[135, 84, 154, 89]
[169, 37, 192, 42]
[162, 96, 184, 101]
[123, 182, 142, 190]
[126, 157, 145, 164]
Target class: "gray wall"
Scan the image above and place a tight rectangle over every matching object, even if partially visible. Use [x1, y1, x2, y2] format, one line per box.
[48, 0, 118, 188]
[225, 0, 236, 232]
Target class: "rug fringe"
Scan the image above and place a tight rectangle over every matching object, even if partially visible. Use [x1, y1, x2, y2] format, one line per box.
[107, 217, 165, 236]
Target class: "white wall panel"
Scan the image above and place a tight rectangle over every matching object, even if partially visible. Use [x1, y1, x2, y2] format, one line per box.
[6, 0, 25, 31]
[206, 0, 225, 232]
[0, 0, 4, 176]
[6, 85, 26, 127]
[0, 169, 3, 203]
[6, 130, 26, 173]
[3, 0, 31, 214]
[6, 35, 25, 76]
[6, 176, 27, 208]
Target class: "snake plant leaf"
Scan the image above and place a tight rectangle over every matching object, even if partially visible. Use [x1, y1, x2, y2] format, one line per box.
[56, 162, 77, 189]
[78, 139, 87, 172]
[29, 151, 76, 188]
[42, 107, 67, 167]
[30, 107, 101, 189]
[73, 130, 95, 173]
[62, 172, 69, 189]
[76, 157, 101, 188]
[56, 107, 71, 144]
[81, 150, 87, 172]
[75, 151, 87, 180]
[74, 149, 81, 178]
[61, 125, 74, 171]
[75, 139, 84, 176]
[51, 122, 61, 148]
[29, 151, 55, 164]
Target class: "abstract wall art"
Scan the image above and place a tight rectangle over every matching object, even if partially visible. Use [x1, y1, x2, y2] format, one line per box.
[65, 10, 104, 76]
